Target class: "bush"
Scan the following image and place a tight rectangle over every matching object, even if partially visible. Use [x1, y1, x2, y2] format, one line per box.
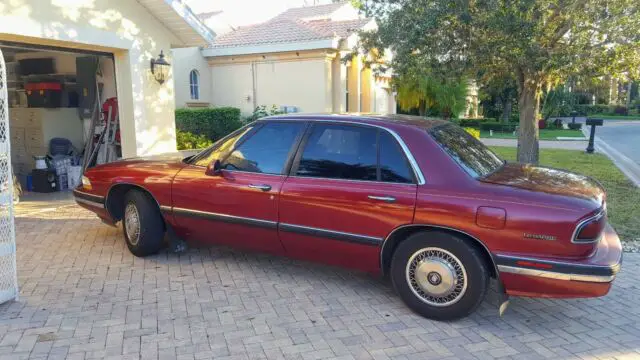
[175, 107, 242, 142]
[246, 105, 284, 122]
[479, 123, 516, 132]
[568, 123, 583, 130]
[464, 127, 480, 139]
[613, 106, 628, 115]
[458, 119, 482, 128]
[176, 130, 213, 150]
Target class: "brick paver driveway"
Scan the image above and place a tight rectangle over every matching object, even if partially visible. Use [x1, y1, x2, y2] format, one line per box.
[3, 196, 640, 360]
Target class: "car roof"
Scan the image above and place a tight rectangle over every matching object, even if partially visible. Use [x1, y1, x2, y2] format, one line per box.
[261, 113, 449, 131]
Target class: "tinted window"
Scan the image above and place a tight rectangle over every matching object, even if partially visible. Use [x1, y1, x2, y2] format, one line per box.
[191, 126, 253, 167]
[297, 124, 377, 181]
[379, 131, 413, 183]
[222, 122, 305, 174]
[429, 124, 504, 178]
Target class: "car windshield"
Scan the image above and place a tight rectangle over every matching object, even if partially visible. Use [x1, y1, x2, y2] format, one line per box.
[428, 123, 505, 178]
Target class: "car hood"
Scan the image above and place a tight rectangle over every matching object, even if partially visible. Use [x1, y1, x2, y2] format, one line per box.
[481, 162, 605, 207]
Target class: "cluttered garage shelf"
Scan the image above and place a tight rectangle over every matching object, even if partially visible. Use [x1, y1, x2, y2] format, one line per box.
[2, 42, 121, 198]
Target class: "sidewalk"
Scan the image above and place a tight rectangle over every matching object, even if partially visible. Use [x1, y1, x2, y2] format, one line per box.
[481, 138, 588, 150]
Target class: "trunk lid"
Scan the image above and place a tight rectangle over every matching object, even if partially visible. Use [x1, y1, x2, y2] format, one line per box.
[481, 162, 605, 208]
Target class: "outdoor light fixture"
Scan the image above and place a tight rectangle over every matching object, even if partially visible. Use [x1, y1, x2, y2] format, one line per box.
[150, 50, 170, 84]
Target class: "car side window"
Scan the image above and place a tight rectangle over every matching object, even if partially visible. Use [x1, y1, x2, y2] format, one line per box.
[296, 124, 378, 181]
[222, 122, 305, 174]
[379, 131, 414, 183]
[191, 127, 253, 167]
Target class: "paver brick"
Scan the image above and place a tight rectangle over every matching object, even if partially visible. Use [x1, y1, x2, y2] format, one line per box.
[1, 197, 639, 359]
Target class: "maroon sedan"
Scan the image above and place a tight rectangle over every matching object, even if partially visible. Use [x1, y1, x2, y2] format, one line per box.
[74, 114, 622, 320]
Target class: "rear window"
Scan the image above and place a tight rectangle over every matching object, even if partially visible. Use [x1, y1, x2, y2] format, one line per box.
[429, 124, 504, 178]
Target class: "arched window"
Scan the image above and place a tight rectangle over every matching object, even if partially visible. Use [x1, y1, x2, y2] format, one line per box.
[189, 70, 199, 100]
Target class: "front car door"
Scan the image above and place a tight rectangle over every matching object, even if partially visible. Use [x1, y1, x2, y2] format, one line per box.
[171, 121, 306, 255]
[278, 122, 419, 272]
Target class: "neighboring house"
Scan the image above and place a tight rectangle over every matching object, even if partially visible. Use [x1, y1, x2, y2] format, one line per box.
[173, 1, 397, 115]
[0, 0, 214, 158]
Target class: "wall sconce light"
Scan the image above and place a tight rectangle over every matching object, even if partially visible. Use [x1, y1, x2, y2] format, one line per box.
[150, 50, 171, 84]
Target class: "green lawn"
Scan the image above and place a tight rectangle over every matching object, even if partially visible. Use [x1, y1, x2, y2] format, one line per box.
[587, 114, 640, 120]
[490, 147, 640, 242]
[480, 129, 585, 140]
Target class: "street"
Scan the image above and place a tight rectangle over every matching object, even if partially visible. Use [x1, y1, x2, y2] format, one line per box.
[595, 121, 640, 166]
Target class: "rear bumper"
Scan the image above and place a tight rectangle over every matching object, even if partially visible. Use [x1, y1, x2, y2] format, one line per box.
[496, 224, 622, 298]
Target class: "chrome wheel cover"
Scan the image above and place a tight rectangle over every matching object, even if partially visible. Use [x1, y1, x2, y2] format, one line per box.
[124, 202, 141, 246]
[405, 247, 468, 307]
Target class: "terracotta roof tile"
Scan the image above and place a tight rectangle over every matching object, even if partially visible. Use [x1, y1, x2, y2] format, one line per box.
[209, 18, 371, 48]
[270, 2, 348, 21]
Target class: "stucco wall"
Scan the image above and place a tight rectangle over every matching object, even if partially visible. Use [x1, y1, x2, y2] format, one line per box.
[172, 47, 211, 108]
[0, 0, 184, 157]
[210, 56, 331, 115]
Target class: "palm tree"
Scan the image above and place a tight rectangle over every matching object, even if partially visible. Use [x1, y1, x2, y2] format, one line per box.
[395, 73, 468, 119]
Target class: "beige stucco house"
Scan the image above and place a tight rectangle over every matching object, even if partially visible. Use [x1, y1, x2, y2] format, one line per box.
[173, 2, 397, 115]
[0, 0, 214, 158]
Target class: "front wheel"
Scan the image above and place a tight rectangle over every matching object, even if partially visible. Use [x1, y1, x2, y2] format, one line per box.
[390, 231, 489, 321]
[122, 190, 165, 257]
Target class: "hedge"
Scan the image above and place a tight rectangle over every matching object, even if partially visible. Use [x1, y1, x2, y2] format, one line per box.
[549, 104, 629, 117]
[175, 107, 243, 142]
[479, 123, 517, 132]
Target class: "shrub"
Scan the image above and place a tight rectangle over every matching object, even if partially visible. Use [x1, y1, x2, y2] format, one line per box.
[459, 119, 482, 128]
[176, 130, 213, 150]
[246, 105, 284, 122]
[464, 127, 480, 139]
[567, 123, 583, 130]
[479, 123, 516, 132]
[175, 107, 242, 141]
[613, 106, 628, 115]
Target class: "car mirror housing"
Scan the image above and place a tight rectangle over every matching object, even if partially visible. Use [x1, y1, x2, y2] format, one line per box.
[205, 159, 222, 176]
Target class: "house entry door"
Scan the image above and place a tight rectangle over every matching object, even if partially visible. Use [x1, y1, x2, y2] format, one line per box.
[0, 47, 19, 304]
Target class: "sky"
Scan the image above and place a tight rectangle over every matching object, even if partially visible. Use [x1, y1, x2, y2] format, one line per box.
[185, 0, 335, 26]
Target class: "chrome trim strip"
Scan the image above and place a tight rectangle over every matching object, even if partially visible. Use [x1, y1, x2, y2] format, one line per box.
[279, 222, 383, 246]
[73, 190, 105, 203]
[496, 254, 620, 272]
[258, 118, 426, 185]
[172, 207, 278, 229]
[75, 197, 104, 208]
[571, 210, 606, 244]
[159, 205, 172, 212]
[497, 265, 615, 283]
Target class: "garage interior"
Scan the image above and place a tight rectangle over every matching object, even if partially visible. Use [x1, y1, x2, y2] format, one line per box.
[1, 42, 120, 201]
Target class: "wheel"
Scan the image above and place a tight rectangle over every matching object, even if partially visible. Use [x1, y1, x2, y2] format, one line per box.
[390, 231, 489, 321]
[122, 190, 165, 257]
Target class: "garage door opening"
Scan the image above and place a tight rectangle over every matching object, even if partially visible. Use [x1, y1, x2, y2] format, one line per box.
[1, 41, 121, 205]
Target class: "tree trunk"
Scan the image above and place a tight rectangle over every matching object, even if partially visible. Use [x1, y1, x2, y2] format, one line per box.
[501, 97, 512, 124]
[418, 100, 426, 117]
[517, 82, 541, 164]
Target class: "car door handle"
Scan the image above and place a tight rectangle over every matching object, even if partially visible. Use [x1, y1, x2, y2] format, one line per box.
[368, 195, 396, 203]
[248, 184, 272, 192]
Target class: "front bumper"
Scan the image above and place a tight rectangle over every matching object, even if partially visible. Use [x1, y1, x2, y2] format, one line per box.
[496, 224, 622, 298]
[73, 189, 115, 225]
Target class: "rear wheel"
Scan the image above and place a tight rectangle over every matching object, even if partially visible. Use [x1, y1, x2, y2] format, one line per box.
[122, 190, 165, 257]
[390, 231, 489, 320]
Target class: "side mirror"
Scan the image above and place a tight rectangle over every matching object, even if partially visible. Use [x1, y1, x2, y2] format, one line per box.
[205, 159, 222, 176]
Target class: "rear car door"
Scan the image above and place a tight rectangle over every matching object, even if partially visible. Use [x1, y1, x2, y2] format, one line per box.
[278, 123, 418, 272]
[171, 121, 306, 255]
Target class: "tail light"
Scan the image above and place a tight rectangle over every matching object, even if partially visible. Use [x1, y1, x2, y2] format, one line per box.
[572, 211, 606, 244]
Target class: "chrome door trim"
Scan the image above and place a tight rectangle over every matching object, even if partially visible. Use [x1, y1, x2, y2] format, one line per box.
[172, 207, 278, 229]
[279, 222, 383, 246]
[260, 118, 426, 185]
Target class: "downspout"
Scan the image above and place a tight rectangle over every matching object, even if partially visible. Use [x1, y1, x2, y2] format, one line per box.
[251, 61, 257, 110]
